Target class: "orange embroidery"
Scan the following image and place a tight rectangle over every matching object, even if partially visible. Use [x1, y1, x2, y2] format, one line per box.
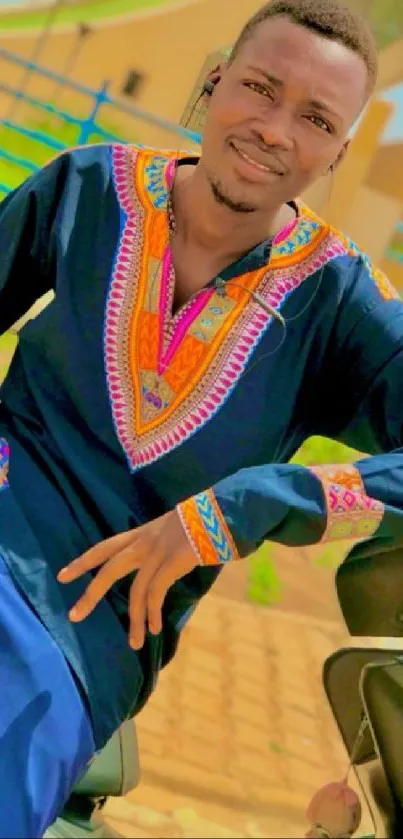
[135, 312, 159, 370]
[177, 489, 239, 565]
[105, 147, 395, 472]
[372, 265, 398, 301]
[147, 212, 167, 261]
[163, 335, 206, 393]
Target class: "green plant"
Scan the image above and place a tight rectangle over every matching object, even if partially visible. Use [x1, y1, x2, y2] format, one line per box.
[293, 435, 360, 466]
[0, 333, 17, 383]
[314, 542, 353, 569]
[247, 543, 283, 606]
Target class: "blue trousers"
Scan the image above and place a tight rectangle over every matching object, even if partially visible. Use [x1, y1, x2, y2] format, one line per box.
[0, 555, 95, 838]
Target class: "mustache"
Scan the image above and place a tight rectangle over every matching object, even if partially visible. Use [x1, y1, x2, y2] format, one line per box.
[229, 138, 289, 176]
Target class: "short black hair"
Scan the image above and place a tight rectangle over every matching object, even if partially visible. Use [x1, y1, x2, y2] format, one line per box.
[231, 0, 378, 95]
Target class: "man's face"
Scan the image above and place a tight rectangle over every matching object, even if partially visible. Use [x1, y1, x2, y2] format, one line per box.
[200, 16, 370, 213]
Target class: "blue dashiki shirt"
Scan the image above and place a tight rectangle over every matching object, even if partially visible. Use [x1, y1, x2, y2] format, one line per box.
[0, 142, 402, 750]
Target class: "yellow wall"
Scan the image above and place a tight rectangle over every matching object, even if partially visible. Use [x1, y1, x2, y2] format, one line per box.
[2, 4, 403, 130]
[367, 142, 403, 203]
[0, 0, 262, 144]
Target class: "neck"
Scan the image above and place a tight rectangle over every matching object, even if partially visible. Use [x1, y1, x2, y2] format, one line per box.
[172, 160, 295, 260]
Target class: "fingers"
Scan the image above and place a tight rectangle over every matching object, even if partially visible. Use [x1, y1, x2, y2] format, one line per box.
[128, 569, 148, 650]
[58, 530, 136, 583]
[128, 560, 162, 650]
[69, 545, 140, 622]
[128, 562, 177, 649]
[147, 566, 173, 636]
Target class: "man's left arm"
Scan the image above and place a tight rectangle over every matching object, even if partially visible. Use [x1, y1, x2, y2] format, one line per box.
[177, 256, 403, 565]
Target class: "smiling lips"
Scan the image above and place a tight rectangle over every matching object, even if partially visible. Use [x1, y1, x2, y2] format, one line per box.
[230, 140, 285, 175]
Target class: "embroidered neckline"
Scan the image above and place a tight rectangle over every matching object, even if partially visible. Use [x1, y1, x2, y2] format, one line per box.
[105, 145, 391, 472]
[141, 154, 309, 375]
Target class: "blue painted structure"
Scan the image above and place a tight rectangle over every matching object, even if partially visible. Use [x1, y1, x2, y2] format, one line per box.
[0, 47, 401, 265]
[0, 47, 201, 195]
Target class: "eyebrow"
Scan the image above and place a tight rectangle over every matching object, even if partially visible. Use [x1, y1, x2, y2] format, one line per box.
[246, 66, 284, 88]
[246, 65, 339, 117]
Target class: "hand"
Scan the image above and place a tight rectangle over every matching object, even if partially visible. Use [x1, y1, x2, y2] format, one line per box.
[57, 510, 198, 649]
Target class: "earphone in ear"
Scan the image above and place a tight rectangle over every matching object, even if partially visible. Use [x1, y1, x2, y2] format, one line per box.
[329, 151, 345, 174]
[202, 78, 218, 96]
[181, 74, 219, 131]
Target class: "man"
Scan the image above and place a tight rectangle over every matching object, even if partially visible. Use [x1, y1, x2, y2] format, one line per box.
[0, 0, 401, 834]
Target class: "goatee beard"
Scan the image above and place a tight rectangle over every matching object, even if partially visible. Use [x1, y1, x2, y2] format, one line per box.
[210, 179, 256, 214]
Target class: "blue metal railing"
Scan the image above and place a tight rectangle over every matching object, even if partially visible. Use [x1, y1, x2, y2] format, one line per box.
[0, 47, 201, 193]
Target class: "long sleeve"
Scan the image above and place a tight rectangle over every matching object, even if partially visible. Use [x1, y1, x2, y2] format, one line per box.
[0, 154, 69, 334]
[177, 256, 403, 566]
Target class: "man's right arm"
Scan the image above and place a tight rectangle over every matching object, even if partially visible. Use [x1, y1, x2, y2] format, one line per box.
[0, 153, 69, 335]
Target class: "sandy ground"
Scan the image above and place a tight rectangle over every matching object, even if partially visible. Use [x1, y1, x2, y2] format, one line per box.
[101, 568, 376, 839]
[100, 549, 377, 839]
[213, 544, 343, 623]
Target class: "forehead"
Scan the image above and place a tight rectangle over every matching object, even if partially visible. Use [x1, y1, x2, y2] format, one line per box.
[234, 16, 368, 112]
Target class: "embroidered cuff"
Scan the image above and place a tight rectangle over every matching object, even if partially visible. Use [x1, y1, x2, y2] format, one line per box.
[177, 488, 240, 566]
[0, 438, 9, 492]
[310, 463, 384, 542]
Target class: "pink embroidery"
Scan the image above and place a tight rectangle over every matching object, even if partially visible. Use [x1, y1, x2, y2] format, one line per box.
[159, 289, 214, 373]
[273, 216, 298, 245]
[0, 437, 9, 491]
[104, 151, 139, 464]
[158, 244, 174, 362]
[311, 464, 384, 543]
[165, 157, 176, 190]
[106, 146, 358, 472]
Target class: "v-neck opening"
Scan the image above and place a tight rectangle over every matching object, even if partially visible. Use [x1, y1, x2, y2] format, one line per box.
[155, 156, 301, 367]
[162, 154, 300, 319]
[170, 155, 300, 285]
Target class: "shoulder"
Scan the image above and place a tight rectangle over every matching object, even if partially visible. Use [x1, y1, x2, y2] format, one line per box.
[297, 201, 400, 306]
[299, 205, 403, 349]
[50, 142, 189, 173]
[13, 143, 120, 203]
[32, 143, 151, 211]
[44, 142, 121, 179]
[40, 142, 158, 185]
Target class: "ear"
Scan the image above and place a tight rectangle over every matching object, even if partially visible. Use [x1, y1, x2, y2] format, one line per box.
[202, 63, 223, 97]
[330, 140, 350, 172]
[180, 58, 226, 131]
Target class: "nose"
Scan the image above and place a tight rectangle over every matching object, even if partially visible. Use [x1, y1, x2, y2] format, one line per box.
[252, 105, 294, 152]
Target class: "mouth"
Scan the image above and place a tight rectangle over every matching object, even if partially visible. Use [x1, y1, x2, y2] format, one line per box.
[229, 140, 285, 177]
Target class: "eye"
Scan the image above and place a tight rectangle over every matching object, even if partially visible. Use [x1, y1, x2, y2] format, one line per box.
[306, 114, 333, 133]
[243, 81, 273, 98]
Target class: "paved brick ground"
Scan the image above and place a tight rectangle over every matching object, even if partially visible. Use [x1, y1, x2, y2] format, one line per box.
[103, 592, 375, 838]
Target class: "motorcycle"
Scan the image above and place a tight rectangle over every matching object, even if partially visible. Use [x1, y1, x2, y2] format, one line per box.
[314, 546, 403, 838]
[44, 719, 140, 838]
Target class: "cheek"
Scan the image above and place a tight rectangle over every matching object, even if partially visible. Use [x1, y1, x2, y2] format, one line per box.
[209, 87, 254, 130]
[293, 130, 341, 176]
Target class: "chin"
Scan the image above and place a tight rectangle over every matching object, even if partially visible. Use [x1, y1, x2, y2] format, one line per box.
[210, 178, 258, 213]
[209, 170, 264, 212]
